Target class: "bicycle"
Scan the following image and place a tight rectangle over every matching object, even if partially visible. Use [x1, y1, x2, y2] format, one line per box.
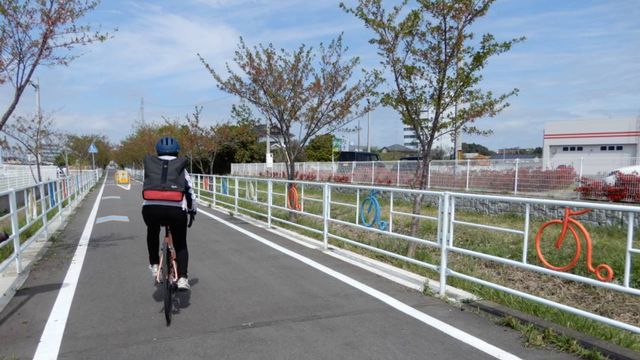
[156, 226, 178, 325]
[360, 189, 387, 231]
[534, 208, 613, 282]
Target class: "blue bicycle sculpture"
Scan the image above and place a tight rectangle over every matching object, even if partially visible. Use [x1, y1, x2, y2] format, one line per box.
[221, 178, 229, 195]
[360, 190, 387, 231]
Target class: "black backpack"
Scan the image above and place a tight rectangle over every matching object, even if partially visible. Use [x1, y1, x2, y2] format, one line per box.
[142, 154, 187, 202]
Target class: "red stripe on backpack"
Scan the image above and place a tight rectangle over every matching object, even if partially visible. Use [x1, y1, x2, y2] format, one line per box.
[143, 190, 183, 202]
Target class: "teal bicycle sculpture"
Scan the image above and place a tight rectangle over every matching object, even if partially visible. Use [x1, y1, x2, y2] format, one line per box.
[360, 190, 387, 231]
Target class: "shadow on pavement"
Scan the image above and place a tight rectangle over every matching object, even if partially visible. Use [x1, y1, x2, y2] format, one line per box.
[0, 283, 67, 327]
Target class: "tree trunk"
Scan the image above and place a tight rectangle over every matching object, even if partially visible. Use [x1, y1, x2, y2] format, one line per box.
[36, 153, 42, 183]
[406, 153, 430, 258]
[0, 84, 29, 132]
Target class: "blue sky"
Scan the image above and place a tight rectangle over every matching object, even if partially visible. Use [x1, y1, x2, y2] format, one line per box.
[2, 0, 639, 151]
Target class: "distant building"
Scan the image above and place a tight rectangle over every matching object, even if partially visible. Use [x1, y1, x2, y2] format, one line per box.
[403, 126, 453, 155]
[380, 144, 415, 154]
[543, 118, 640, 175]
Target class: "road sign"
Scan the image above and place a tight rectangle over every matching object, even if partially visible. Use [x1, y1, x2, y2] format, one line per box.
[88, 142, 98, 154]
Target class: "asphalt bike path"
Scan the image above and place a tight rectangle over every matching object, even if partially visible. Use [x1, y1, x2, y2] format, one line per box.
[0, 170, 579, 359]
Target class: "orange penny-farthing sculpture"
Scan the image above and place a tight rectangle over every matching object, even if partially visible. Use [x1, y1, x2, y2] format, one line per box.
[535, 208, 613, 282]
[287, 183, 301, 211]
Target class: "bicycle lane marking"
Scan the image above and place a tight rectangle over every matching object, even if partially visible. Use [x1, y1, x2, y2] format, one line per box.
[199, 208, 523, 360]
[33, 175, 107, 360]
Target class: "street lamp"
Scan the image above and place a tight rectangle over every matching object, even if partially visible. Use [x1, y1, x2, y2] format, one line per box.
[28, 78, 43, 182]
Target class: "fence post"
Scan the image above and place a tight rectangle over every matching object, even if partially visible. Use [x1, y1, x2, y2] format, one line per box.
[514, 159, 519, 195]
[57, 180, 64, 222]
[196, 174, 201, 200]
[624, 212, 634, 288]
[317, 162, 320, 181]
[371, 161, 375, 185]
[351, 161, 355, 184]
[427, 161, 432, 189]
[522, 204, 530, 263]
[465, 160, 470, 191]
[396, 160, 400, 186]
[355, 188, 360, 225]
[389, 192, 394, 233]
[323, 183, 330, 250]
[24, 189, 30, 223]
[40, 183, 49, 239]
[234, 177, 239, 214]
[9, 190, 22, 273]
[268, 180, 273, 228]
[301, 183, 305, 212]
[579, 157, 584, 180]
[213, 176, 217, 208]
[439, 192, 451, 296]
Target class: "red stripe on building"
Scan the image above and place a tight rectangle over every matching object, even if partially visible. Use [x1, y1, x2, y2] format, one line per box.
[545, 130, 640, 137]
[545, 132, 640, 139]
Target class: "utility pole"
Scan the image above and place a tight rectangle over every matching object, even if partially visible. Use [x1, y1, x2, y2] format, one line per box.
[140, 97, 145, 124]
[367, 99, 371, 153]
[357, 118, 360, 151]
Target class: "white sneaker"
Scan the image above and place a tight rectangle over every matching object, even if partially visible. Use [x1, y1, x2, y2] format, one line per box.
[177, 277, 190, 291]
[149, 264, 159, 278]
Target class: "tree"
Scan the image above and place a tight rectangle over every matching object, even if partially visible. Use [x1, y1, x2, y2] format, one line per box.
[305, 133, 334, 162]
[66, 134, 111, 169]
[462, 142, 494, 156]
[199, 35, 380, 181]
[2, 112, 57, 181]
[343, 0, 523, 257]
[0, 0, 112, 131]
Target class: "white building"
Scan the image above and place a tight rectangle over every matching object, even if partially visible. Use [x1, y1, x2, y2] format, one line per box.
[543, 118, 640, 175]
[403, 126, 454, 154]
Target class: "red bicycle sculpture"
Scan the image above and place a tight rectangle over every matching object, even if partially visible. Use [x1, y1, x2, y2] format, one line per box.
[534, 208, 614, 282]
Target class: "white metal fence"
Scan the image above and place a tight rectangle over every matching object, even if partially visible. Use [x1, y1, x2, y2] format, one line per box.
[0, 169, 103, 276]
[0, 164, 100, 193]
[231, 157, 640, 201]
[192, 173, 640, 334]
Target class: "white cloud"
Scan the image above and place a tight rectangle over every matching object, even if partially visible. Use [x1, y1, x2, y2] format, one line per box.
[72, 6, 240, 84]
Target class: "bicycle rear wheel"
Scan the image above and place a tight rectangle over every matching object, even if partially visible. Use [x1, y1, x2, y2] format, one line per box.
[162, 243, 172, 326]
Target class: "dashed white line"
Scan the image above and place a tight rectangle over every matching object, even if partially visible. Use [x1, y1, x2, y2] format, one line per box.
[199, 208, 522, 360]
[33, 175, 107, 360]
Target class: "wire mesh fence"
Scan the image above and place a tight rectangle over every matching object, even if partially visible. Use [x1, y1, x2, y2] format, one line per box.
[232, 156, 640, 203]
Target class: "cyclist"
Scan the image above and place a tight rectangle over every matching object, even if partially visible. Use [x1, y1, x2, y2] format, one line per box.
[141, 136, 196, 291]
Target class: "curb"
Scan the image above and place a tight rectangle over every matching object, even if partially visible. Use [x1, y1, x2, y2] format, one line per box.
[0, 186, 93, 315]
[0, 241, 52, 314]
[464, 300, 639, 360]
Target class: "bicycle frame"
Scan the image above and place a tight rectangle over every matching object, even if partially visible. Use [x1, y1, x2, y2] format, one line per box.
[156, 226, 178, 285]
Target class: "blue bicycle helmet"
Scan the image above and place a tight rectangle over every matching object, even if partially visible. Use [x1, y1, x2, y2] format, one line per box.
[156, 136, 180, 156]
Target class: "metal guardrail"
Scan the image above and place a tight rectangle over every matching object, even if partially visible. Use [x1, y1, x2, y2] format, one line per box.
[0, 169, 103, 276]
[192, 173, 639, 334]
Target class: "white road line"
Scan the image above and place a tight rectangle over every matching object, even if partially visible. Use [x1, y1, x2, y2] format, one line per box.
[33, 176, 107, 360]
[200, 209, 522, 360]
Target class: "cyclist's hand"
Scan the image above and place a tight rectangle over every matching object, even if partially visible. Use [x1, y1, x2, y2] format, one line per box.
[188, 212, 195, 228]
